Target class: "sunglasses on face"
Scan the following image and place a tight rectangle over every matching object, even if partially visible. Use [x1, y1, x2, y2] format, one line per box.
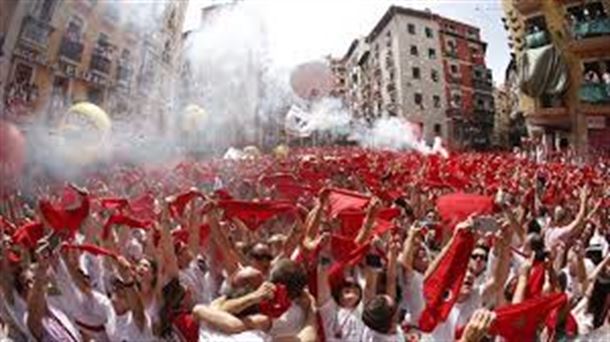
[471, 254, 487, 261]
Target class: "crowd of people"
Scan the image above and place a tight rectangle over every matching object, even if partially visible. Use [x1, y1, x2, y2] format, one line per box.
[0, 146, 609, 341]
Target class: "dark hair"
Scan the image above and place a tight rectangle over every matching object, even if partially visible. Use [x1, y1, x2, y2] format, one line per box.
[362, 295, 396, 334]
[527, 219, 541, 235]
[587, 279, 610, 328]
[159, 277, 186, 337]
[136, 258, 158, 290]
[269, 259, 308, 300]
[331, 279, 362, 307]
[528, 233, 544, 252]
[473, 243, 490, 256]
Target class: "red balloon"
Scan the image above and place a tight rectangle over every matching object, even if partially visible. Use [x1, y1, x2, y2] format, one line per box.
[0, 120, 26, 185]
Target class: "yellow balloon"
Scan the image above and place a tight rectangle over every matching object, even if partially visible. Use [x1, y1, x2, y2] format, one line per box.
[273, 144, 290, 158]
[58, 102, 112, 165]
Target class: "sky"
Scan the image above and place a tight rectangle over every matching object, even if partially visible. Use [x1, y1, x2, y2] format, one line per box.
[184, 0, 510, 85]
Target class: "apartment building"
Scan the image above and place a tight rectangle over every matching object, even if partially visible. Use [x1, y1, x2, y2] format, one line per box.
[438, 17, 495, 148]
[0, 0, 187, 128]
[501, 0, 610, 153]
[340, 6, 495, 147]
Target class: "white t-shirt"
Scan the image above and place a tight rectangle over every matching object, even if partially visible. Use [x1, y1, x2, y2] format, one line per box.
[319, 300, 364, 342]
[268, 302, 305, 339]
[199, 325, 269, 342]
[423, 288, 482, 342]
[106, 309, 154, 342]
[362, 325, 403, 342]
[180, 260, 214, 305]
[399, 269, 425, 326]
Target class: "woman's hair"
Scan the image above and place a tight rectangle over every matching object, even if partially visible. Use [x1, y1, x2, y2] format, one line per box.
[137, 258, 158, 290]
[331, 279, 362, 306]
[587, 278, 610, 329]
[158, 277, 186, 337]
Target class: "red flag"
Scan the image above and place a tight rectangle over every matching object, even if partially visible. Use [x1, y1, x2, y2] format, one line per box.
[327, 188, 370, 218]
[328, 241, 371, 289]
[337, 207, 400, 239]
[62, 243, 118, 259]
[418, 228, 475, 332]
[12, 221, 44, 249]
[102, 214, 153, 240]
[525, 262, 545, 299]
[39, 193, 90, 236]
[218, 200, 296, 231]
[436, 193, 494, 227]
[168, 190, 204, 218]
[489, 292, 567, 342]
[100, 197, 129, 211]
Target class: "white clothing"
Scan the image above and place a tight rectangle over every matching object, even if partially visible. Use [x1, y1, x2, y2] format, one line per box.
[319, 300, 364, 342]
[106, 309, 154, 342]
[180, 260, 213, 305]
[399, 269, 425, 325]
[423, 287, 482, 341]
[0, 291, 30, 340]
[268, 302, 305, 339]
[199, 325, 269, 342]
[362, 325, 403, 342]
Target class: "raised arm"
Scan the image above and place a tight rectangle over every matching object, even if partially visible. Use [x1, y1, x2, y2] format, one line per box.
[27, 248, 52, 340]
[424, 218, 472, 280]
[158, 203, 180, 281]
[482, 220, 513, 307]
[217, 282, 275, 315]
[551, 187, 589, 243]
[207, 206, 244, 275]
[386, 238, 399, 300]
[115, 256, 147, 331]
[398, 225, 421, 273]
[355, 198, 381, 245]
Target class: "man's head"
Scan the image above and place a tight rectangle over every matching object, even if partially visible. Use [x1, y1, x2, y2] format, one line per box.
[458, 270, 476, 302]
[469, 244, 490, 277]
[362, 294, 397, 334]
[331, 277, 362, 309]
[413, 241, 430, 273]
[269, 258, 307, 300]
[248, 243, 274, 274]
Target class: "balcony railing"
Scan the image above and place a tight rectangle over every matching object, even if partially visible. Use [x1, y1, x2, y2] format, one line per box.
[59, 38, 84, 63]
[525, 31, 550, 48]
[19, 15, 54, 49]
[572, 17, 610, 40]
[90, 53, 111, 74]
[579, 83, 610, 104]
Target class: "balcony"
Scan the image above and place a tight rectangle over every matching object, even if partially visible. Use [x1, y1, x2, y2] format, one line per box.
[116, 63, 132, 87]
[572, 18, 610, 40]
[579, 83, 610, 104]
[90, 52, 111, 75]
[513, 0, 542, 15]
[569, 18, 610, 57]
[525, 31, 550, 49]
[59, 38, 84, 63]
[19, 15, 54, 50]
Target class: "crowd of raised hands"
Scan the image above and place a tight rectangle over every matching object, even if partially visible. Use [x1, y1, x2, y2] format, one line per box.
[0, 148, 608, 342]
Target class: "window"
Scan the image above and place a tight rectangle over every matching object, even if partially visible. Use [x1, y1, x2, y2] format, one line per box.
[414, 93, 423, 106]
[386, 30, 392, 37]
[428, 48, 436, 59]
[425, 27, 433, 38]
[38, 0, 58, 21]
[450, 64, 458, 74]
[433, 95, 441, 108]
[474, 70, 483, 79]
[470, 47, 478, 55]
[408, 23, 415, 34]
[66, 16, 84, 41]
[477, 99, 484, 108]
[431, 69, 439, 82]
[412, 67, 421, 79]
[410, 45, 418, 56]
[434, 123, 442, 135]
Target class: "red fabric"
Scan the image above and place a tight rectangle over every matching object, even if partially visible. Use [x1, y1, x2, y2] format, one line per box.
[330, 234, 358, 262]
[62, 243, 118, 259]
[218, 200, 296, 230]
[328, 241, 370, 289]
[128, 192, 156, 221]
[102, 214, 153, 240]
[418, 228, 475, 332]
[489, 292, 568, 342]
[169, 190, 204, 218]
[436, 193, 494, 227]
[327, 188, 370, 218]
[260, 173, 297, 187]
[337, 207, 400, 239]
[259, 284, 291, 319]
[545, 306, 578, 340]
[525, 262, 545, 299]
[100, 197, 129, 211]
[213, 189, 233, 200]
[0, 215, 17, 233]
[39, 193, 90, 236]
[171, 312, 199, 342]
[12, 221, 44, 249]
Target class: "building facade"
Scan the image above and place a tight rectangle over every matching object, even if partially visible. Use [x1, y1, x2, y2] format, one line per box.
[0, 0, 187, 129]
[339, 6, 494, 147]
[501, 0, 610, 154]
[438, 17, 495, 149]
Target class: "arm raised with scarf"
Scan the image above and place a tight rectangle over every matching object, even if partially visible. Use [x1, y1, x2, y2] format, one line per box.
[546, 186, 589, 246]
[207, 206, 243, 275]
[481, 218, 513, 307]
[158, 204, 180, 282]
[115, 255, 147, 331]
[301, 189, 329, 250]
[424, 217, 472, 280]
[26, 244, 53, 340]
[355, 197, 381, 245]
